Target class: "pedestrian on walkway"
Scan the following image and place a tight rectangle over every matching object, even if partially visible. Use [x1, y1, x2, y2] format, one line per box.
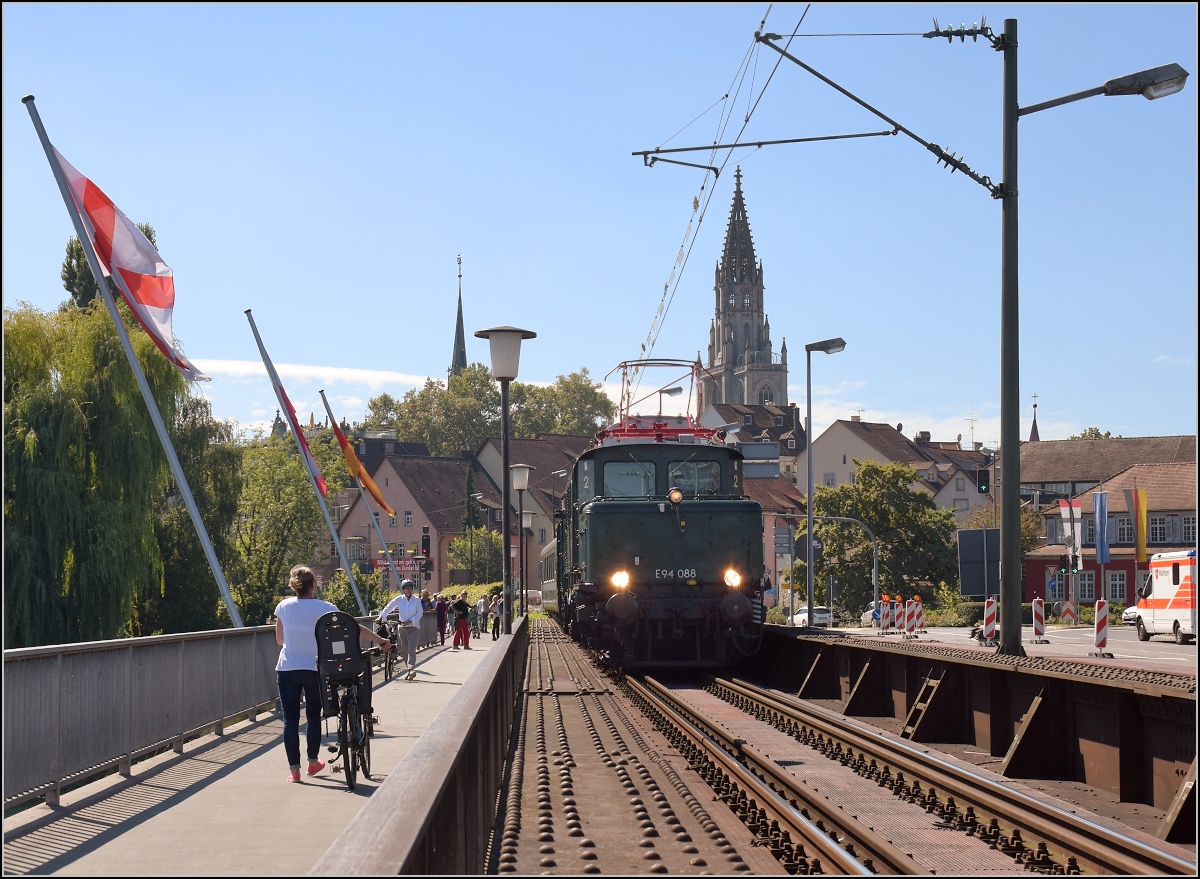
[378, 579, 424, 681]
[275, 565, 390, 782]
[452, 591, 472, 648]
[435, 593, 449, 646]
[490, 594, 503, 640]
[475, 594, 489, 640]
[468, 604, 479, 638]
[421, 589, 432, 611]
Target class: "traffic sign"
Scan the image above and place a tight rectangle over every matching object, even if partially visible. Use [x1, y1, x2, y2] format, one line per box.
[794, 533, 823, 562]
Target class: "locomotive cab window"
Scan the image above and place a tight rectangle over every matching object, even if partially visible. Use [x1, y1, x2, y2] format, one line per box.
[669, 461, 722, 496]
[603, 461, 656, 497]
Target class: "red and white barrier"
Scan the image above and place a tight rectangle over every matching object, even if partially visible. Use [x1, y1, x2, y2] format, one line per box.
[904, 600, 917, 638]
[1031, 597, 1049, 643]
[1061, 600, 1076, 626]
[893, 601, 904, 635]
[880, 598, 893, 632]
[981, 596, 998, 643]
[1090, 598, 1113, 657]
[914, 598, 925, 632]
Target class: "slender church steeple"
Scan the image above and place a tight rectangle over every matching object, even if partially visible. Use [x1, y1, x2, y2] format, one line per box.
[450, 254, 468, 377]
[1029, 395, 1041, 442]
[701, 168, 788, 407]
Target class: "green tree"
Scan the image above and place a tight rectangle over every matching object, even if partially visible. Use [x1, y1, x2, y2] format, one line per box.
[230, 434, 330, 625]
[61, 225, 157, 309]
[4, 298, 188, 647]
[446, 526, 504, 586]
[795, 460, 959, 616]
[961, 503, 1042, 556]
[322, 567, 389, 615]
[361, 392, 400, 431]
[140, 396, 244, 635]
[547, 368, 614, 435]
[1068, 426, 1121, 440]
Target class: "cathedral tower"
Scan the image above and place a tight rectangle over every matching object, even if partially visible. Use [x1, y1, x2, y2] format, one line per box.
[700, 169, 788, 408]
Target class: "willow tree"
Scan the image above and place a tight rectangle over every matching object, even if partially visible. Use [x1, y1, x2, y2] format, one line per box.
[4, 299, 187, 647]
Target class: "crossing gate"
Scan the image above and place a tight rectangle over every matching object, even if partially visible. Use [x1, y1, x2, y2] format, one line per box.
[1031, 597, 1049, 643]
[1090, 598, 1114, 657]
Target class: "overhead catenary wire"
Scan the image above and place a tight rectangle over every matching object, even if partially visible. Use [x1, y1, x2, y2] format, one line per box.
[633, 5, 810, 404]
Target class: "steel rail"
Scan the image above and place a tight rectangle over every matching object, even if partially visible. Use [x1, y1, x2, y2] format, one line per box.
[720, 676, 1195, 875]
[627, 676, 921, 875]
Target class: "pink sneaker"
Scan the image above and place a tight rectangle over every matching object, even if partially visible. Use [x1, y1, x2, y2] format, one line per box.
[306, 760, 325, 776]
[286, 769, 301, 783]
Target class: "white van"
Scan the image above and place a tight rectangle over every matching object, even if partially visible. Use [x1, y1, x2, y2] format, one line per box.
[1134, 550, 1196, 644]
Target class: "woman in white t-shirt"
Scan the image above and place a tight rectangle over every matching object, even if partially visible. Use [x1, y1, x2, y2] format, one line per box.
[275, 565, 390, 783]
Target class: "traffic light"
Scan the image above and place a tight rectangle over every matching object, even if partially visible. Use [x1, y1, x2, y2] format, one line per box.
[976, 468, 990, 494]
[421, 531, 430, 557]
[1071, 555, 1080, 575]
[1058, 555, 1068, 576]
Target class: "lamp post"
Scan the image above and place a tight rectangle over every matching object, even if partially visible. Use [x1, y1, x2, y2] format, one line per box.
[725, 27, 1189, 655]
[805, 337, 846, 629]
[468, 492, 483, 584]
[511, 464, 534, 617]
[476, 326, 536, 635]
[658, 386, 683, 416]
[522, 508, 534, 612]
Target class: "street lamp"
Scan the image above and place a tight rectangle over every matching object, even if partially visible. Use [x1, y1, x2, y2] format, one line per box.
[522, 509, 534, 612]
[467, 492, 483, 584]
[746, 27, 1187, 655]
[658, 386, 683, 416]
[475, 325, 536, 635]
[805, 337, 846, 629]
[511, 463, 534, 617]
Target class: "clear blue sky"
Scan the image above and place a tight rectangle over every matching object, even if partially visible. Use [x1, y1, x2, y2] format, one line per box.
[4, 4, 1196, 447]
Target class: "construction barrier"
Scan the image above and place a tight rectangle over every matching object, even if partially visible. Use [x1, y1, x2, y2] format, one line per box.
[1091, 598, 1113, 657]
[903, 600, 917, 639]
[1031, 597, 1049, 643]
[1062, 600, 1077, 626]
[914, 597, 925, 632]
[981, 596, 998, 644]
[880, 598, 893, 633]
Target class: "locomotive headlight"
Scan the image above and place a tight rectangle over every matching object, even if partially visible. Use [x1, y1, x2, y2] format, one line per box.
[611, 571, 630, 589]
[723, 569, 742, 588]
[667, 487, 684, 505]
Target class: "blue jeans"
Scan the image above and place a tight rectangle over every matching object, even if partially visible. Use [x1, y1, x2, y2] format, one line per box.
[278, 669, 322, 769]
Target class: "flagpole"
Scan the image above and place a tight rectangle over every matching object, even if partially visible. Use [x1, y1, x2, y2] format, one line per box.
[22, 95, 244, 628]
[244, 309, 366, 615]
[318, 390, 405, 599]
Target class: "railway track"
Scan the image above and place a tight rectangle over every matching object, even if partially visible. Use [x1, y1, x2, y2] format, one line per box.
[493, 620, 1196, 874]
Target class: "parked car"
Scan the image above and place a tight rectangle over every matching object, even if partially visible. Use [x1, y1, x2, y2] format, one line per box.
[860, 600, 881, 627]
[792, 605, 832, 627]
[1122, 604, 1139, 625]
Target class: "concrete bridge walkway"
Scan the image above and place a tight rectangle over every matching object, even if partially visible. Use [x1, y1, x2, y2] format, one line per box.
[3, 635, 496, 875]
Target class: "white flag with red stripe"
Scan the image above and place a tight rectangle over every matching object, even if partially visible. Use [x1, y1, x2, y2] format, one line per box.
[52, 148, 209, 382]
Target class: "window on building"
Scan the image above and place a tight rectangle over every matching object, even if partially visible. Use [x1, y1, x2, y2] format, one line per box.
[389, 514, 397, 527]
[385, 443, 394, 455]
[842, 454, 847, 465]
[743, 293, 750, 307]
[358, 442, 367, 456]
[1149, 516, 1167, 543]
[1046, 570, 1064, 601]
[787, 439, 796, 449]
[743, 414, 753, 426]
[494, 509, 502, 524]
[823, 473, 836, 487]
[1077, 571, 1095, 601]
[1117, 517, 1133, 543]
[1106, 570, 1126, 603]
[404, 510, 413, 527]
[956, 477, 966, 492]
[1184, 515, 1197, 544]
[849, 471, 857, 486]
[1085, 516, 1095, 544]
[953, 498, 970, 511]
[539, 528, 547, 545]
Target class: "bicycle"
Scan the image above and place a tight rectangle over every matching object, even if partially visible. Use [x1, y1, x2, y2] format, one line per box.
[374, 617, 399, 681]
[315, 610, 381, 792]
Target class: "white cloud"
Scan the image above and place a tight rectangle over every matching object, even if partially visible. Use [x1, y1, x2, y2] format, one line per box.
[192, 359, 430, 389]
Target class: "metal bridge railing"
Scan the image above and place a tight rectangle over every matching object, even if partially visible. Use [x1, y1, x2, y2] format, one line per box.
[4, 611, 442, 810]
[312, 615, 529, 875]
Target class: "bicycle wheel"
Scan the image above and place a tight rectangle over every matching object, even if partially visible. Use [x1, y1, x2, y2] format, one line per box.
[358, 711, 372, 778]
[384, 645, 396, 681]
[340, 696, 358, 791]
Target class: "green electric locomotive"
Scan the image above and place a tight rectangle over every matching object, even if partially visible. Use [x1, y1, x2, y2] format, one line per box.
[554, 361, 766, 670]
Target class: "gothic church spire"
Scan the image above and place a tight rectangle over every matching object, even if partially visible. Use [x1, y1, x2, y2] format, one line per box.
[450, 254, 468, 377]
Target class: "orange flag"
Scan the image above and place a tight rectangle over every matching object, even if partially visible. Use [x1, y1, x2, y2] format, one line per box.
[331, 419, 395, 517]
